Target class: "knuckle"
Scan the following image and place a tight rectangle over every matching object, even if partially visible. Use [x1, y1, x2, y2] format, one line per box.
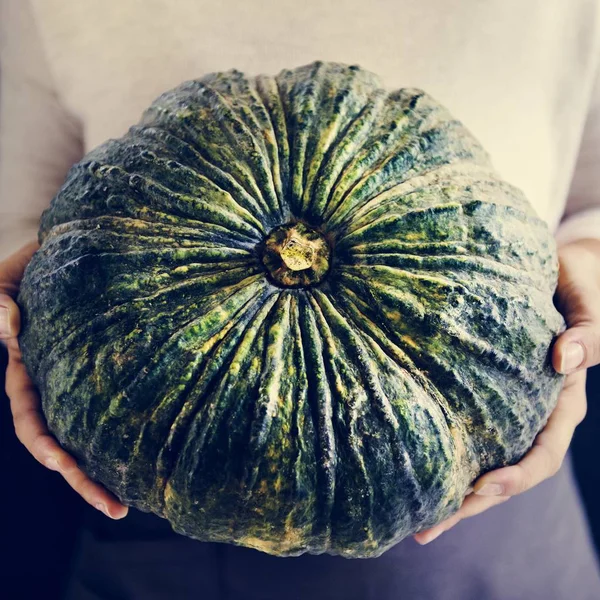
[30, 435, 54, 462]
[513, 464, 533, 495]
[538, 444, 562, 477]
[11, 407, 32, 426]
[13, 422, 28, 447]
[57, 454, 77, 474]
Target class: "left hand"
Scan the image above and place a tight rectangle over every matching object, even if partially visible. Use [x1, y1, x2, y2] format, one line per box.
[414, 238, 600, 545]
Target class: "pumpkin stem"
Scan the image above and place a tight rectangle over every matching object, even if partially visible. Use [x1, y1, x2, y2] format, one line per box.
[260, 222, 331, 288]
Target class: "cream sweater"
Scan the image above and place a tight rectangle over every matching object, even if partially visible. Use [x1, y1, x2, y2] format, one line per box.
[1, 0, 600, 259]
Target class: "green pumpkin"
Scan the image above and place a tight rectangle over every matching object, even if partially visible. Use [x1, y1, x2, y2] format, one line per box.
[18, 61, 565, 558]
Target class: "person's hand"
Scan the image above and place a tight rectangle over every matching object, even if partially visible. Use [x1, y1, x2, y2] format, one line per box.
[414, 237, 600, 545]
[1, 241, 128, 519]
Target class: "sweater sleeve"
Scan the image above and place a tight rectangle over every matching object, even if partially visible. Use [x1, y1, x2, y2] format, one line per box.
[0, 0, 84, 260]
[555, 57, 600, 247]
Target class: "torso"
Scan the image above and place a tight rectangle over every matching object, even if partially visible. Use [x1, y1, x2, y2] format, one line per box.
[30, 0, 600, 231]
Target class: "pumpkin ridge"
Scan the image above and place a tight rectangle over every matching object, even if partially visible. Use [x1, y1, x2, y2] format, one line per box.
[436, 311, 538, 384]
[300, 64, 372, 221]
[296, 291, 337, 549]
[308, 298, 378, 551]
[307, 291, 426, 544]
[56, 144, 266, 240]
[32, 265, 264, 373]
[308, 88, 388, 221]
[336, 200, 465, 245]
[86, 279, 266, 423]
[132, 125, 271, 226]
[327, 282, 466, 467]
[242, 292, 293, 493]
[326, 135, 423, 230]
[245, 76, 287, 219]
[31, 247, 255, 284]
[324, 282, 459, 429]
[157, 291, 277, 494]
[348, 251, 531, 283]
[44, 217, 258, 252]
[326, 105, 491, 230]
[255, 74, 292, 222]
[341, 262, 559, 367]
[327, 147, 451, 233]
[331, 162, 496, 229]
[195, 77, 283, 221]
[321, 89, 424, 226]
[298, 63, 342, 217]
[394, 341, 509, 470]
[118, 126, 271, 230]
[274, 76, 294, 218]
[173, 293, 292, 550]
[286, 295, 320, 550]
[82, 285, 274, 510]
[118, 141, 270, 236]
[160, 292, 281, 503]
[278, 61, 327, 216]
[335, 187, 465, 240]
[119, 163, 266, 239]
[335, 270, 502, 462]
[141, 102, 274, 221]
[157, 291, 282, 514]
[287, 295, 306, 494]
[309, 289, 451, 551]
[87, 278, 268, 442]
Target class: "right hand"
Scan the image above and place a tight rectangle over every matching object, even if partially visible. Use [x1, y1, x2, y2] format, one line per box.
[1, 241, 128, 519]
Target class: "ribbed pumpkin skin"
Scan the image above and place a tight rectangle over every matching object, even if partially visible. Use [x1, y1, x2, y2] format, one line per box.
[18, 61, 564, 558]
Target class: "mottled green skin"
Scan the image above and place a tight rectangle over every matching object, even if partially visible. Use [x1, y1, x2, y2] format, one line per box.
[18, 61, 565, 558]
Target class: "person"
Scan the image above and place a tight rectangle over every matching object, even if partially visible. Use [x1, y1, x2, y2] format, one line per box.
[1, 1, 600, 598]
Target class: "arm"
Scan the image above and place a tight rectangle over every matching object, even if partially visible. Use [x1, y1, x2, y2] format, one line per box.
[555, 57, 600, 249]
[0, 0, 127, 518]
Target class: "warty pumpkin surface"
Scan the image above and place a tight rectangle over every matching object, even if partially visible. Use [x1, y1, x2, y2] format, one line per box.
[18, 61, 565, 558]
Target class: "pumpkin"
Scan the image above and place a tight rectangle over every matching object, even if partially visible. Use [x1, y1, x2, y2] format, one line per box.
[18, 61, 565, 558]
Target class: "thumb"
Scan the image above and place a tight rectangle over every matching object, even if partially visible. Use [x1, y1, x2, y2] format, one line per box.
[0, 294, 21, 341]
[553, 244, 600, 374]
[553, 325, 600, 375]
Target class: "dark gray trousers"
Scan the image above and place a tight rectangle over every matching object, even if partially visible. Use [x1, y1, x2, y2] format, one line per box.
[64, 452, 600, 600]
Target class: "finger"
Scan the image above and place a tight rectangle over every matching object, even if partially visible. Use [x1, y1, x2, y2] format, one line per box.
[12, 393, 128, 519]
[59, 463, 129, 519]
[553, 327, 600, 374]
[554, 242, 600, 373]
[0, 294, 21, 341]
[0, 240, 40, 340]
[414, 494, 509, 545]
[0, 240, 40, 293]
[473, 371, 586, 498]
[7, 348, 128, 519]
[13, 402, 128, 519]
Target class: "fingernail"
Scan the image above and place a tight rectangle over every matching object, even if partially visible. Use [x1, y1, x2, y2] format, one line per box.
[475, 483, 504, 496]
[0, 307, 10, 337]
[95, 503, 111, 518]
[416, 529, 444, 545]
[45, 457, 62, 472]
[560, 342, 585, 373]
